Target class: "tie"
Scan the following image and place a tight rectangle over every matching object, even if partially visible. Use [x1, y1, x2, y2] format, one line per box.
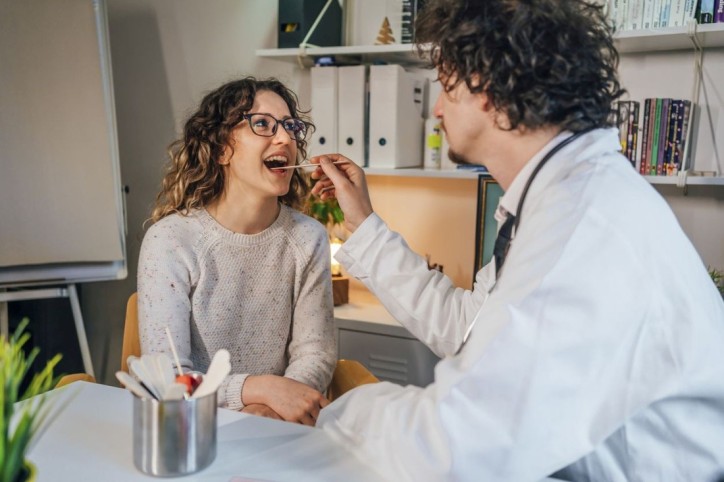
[493, 213, 516, 279]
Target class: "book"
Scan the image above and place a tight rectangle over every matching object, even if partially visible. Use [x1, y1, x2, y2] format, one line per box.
[656, 98, 671, 175]
[642, 0, 655, 28]
[660, 0, 673, 26]
[650, 99, 662, 175]
[676, 100, 693, 172]
[663, 100, 680, 175]
[699, 0, 715, 23]
[627, 0, 645, 29]
[400, 0, 427, 43]
[628, 101, 640, 167]
[670, 0, 687, 25]
[640, 98, 652, 174]
[684, 0, 698, 22]
[716, 0, 724, 22]
[652, 0, 664, 27]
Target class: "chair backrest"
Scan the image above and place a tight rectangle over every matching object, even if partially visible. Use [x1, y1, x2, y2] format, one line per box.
[121, 292, 140, 373]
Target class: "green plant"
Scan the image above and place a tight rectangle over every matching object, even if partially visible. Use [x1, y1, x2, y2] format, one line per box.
[305, 194, 344, 230]
[1, 318, 62, 482]
[710, 267, 724, 298]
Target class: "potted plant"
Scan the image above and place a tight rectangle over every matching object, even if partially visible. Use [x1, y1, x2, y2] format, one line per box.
[304, 191, 349, 304]
[1, 318, 62, 482]
[710, 267, 724, 299]
[305, 193, 346, 242]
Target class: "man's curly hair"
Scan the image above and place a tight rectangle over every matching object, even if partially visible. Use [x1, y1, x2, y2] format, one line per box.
[151, 77, 314, 223]
[415, 0, 625, 132]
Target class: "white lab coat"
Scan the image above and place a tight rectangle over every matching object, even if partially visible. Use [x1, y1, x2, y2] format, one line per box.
[317, 128, 724, 482]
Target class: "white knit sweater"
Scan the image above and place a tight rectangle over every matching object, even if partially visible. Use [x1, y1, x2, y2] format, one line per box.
[137, 204, 336, 410]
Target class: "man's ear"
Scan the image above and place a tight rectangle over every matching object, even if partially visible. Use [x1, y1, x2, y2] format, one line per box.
[478, 91, 492, 112]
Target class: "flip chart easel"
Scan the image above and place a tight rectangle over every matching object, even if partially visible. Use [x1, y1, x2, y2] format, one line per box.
[0, 285, 94, 378]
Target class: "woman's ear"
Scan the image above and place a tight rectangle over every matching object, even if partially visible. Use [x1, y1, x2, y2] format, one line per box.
[218, 144, 231, 166]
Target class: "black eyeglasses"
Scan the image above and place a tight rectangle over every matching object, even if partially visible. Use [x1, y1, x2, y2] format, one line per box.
[242, 113, 307, 141]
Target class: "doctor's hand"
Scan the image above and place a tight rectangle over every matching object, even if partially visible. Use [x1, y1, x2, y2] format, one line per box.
[242, 374, 329, 426]
[310, 154, 373, 233]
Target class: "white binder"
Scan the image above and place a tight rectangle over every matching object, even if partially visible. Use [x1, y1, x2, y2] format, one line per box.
[310, 66, 338, 156]
[337, 65, 368, 165]
[368, 65, 425, 169]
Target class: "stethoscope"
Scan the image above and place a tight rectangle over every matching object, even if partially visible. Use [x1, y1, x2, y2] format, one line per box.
[454, 128, 593, 355]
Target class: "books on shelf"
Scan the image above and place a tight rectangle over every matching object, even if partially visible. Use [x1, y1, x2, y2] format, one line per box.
[606, 0, 721, 31]
[345, 0, 428, 46]
[615, 98, 693, 177]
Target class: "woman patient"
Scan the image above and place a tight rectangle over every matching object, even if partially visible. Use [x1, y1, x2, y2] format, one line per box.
[137, 77, 336, 425]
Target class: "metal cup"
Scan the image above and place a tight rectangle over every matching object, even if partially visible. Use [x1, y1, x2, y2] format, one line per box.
[132, 391, 217, 477]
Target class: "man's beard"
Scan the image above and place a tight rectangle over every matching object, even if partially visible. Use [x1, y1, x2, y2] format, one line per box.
[448, 147, 475, 166]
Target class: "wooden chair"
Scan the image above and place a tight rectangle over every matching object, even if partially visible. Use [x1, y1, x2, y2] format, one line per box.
[123, 293, 377, 401]
[56, 373, 96, 388]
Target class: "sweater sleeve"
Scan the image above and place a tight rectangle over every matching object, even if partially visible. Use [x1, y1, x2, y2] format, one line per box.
[283, 225, 337, 393]
[137, 219, 196, 375]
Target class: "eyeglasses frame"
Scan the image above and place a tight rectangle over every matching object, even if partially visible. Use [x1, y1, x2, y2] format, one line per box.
[241, 113, 308, 141]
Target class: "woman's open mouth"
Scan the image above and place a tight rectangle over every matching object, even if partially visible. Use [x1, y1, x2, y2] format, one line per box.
[263, 156, 290, 173]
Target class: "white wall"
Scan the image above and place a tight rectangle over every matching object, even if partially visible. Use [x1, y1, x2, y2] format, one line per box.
[82, 1, 723, 384]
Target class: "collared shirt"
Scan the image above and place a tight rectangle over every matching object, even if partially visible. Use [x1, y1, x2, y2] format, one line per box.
[318, 128, 724, 481]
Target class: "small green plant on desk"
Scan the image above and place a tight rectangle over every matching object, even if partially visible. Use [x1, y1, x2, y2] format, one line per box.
[305, 193, 345, 240]
[710, 267, 724, 298]
[1, 318, 62, 482]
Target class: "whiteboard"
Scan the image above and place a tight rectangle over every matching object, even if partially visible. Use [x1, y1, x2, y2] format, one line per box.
[0, 0, 126, 287]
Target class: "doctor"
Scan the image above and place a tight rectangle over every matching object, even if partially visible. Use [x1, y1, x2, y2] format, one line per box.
[311, 0, 724, 480]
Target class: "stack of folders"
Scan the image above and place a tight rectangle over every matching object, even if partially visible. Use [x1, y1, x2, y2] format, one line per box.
[310, 64, 427, 169]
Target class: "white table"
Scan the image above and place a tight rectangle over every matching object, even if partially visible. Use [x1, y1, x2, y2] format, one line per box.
[28, 382, 382, 481]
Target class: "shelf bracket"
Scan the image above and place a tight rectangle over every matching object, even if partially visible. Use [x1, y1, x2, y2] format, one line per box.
[295, 0, 335, 69]
[679, 19, 704, 190]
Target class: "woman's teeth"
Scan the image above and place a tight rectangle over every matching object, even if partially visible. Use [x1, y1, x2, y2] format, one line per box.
[263, 157, 287, 169]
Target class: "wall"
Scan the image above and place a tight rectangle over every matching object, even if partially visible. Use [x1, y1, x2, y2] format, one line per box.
[38, 3, 724, 383]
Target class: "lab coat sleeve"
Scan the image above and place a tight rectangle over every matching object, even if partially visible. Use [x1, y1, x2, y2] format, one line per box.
[335, 213, 493, 357]
[319, 205, 679, 481]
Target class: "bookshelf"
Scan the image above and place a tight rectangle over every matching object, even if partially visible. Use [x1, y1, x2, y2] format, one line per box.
[615, 23, 724, 52]
[256, 24, 724, 186]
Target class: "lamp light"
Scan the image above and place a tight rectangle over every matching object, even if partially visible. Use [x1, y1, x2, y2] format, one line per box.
[330, 239, 343, 276]
[329, 238, 348, 305]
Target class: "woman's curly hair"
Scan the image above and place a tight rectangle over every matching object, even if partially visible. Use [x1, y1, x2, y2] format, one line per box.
[415, 0, 625, 132]
[150, 77, 314, 223]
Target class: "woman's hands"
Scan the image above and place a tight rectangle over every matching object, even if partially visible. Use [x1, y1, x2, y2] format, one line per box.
[241, 403, 282, 420]
[309, 154, 373, 233]
[241, 375, 329, 426]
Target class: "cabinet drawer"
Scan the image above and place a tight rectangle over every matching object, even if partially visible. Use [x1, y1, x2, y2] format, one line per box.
[338, 328, 440, 387]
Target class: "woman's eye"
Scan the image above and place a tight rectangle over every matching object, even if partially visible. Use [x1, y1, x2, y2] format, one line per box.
[254, 119, 270, 128]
